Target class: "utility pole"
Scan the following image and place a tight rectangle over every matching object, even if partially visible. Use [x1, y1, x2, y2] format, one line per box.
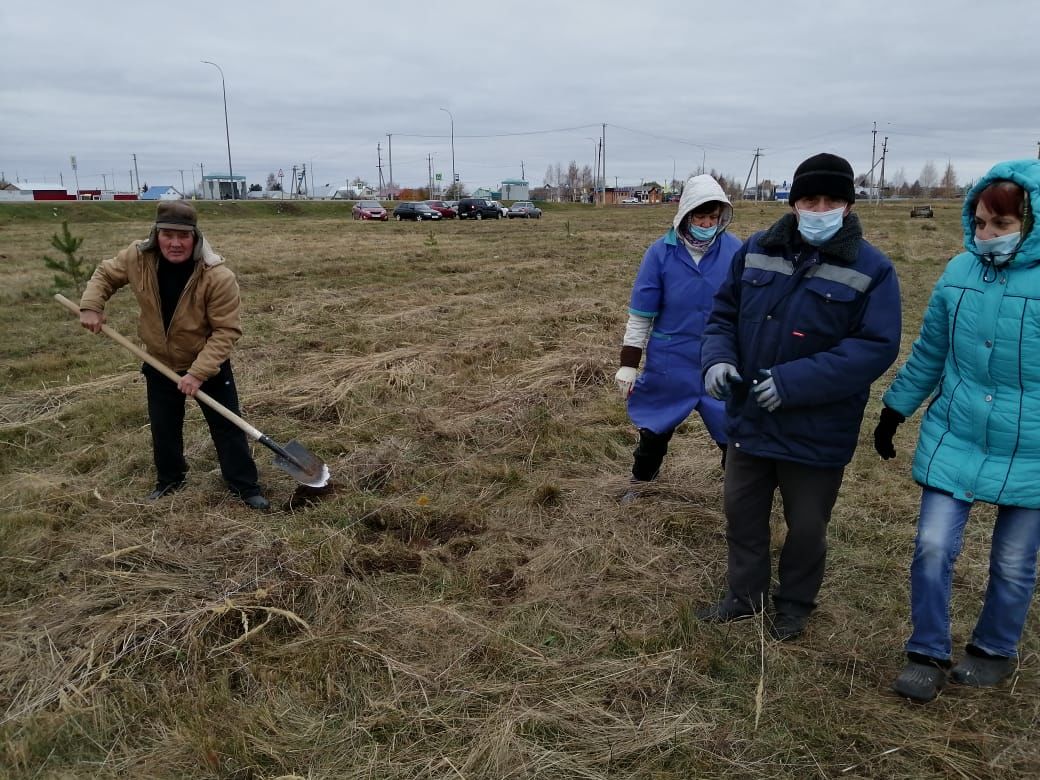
[757, 147, 765, 199]
[178, 169, 186, 197]
[878, 136, 888, 203]
[427, 154, 434, 197]
[601, 123, 607, 206]
[742, 148, 762, 202]
[377, 143, 385, 197]
[199, 163, 205, 198]
[290, 165, 297, 197]
[521, 160, 525, 180]
[101, 173, 107, 191]
[870, 121, 878, 197]
[387, 134, 394, 199]
[132, 153, 140, 194]
[599, 139, 607, 204]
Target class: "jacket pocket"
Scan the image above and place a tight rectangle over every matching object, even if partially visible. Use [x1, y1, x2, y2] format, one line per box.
[926, 374, 945, 413]
[739, 268, 778, 321]
[797, 277, 862, 344]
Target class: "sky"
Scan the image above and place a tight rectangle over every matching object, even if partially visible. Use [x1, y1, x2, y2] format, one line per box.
[2, 1, 1038, 195]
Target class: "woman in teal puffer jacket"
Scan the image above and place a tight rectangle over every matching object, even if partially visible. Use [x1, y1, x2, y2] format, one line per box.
[874, 158, 1040, 703]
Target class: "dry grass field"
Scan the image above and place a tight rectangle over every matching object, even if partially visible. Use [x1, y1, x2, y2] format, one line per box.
[1, 199, 1037, 779]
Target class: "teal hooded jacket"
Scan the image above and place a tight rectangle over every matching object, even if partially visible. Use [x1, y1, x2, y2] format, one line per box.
[883, 159, 1040, 507]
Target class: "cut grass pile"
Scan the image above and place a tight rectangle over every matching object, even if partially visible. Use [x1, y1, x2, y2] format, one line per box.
[1, 200, 1037, 778]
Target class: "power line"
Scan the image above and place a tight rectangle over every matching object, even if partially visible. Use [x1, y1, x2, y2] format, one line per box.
[392, 123, 600, 140]
[607, 123, 740, 152]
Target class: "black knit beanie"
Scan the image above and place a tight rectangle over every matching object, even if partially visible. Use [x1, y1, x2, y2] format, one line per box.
[788, 153, 856, 205]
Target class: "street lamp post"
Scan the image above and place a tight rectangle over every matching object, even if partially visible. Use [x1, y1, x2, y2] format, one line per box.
[440, 108, 455, 198]
[201, 60, 234, 199]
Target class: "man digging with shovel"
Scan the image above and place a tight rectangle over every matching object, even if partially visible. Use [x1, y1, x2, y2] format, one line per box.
[77, 201, 271, 510]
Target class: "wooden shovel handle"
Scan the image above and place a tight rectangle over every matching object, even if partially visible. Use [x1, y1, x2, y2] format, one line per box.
[54, 293, 263, 441]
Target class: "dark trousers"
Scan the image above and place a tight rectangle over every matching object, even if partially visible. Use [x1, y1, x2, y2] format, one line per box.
[632, 428, 675, 481]
[143, 361, 261, 498]
[632, 428, 727, 481]
[722, 446, 844, 616]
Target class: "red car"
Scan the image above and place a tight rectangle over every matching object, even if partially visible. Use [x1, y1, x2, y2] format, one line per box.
[423, 200, 457, 219]
[352, 200, 388, 220]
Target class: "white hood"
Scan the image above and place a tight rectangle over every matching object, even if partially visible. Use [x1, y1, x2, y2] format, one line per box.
[672, 174, 733, 235]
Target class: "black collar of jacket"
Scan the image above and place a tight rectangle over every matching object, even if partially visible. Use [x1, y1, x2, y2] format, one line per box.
[759, 211, 864, 265]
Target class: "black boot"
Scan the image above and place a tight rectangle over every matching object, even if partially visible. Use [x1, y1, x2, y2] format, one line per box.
[631, 428, 674, 481]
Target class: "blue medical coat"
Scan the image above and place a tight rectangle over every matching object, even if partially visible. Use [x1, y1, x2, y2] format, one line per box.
[627, 228, 741, 436]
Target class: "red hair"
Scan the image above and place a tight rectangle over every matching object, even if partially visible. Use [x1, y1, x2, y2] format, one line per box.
[975, 180, 1025, 219]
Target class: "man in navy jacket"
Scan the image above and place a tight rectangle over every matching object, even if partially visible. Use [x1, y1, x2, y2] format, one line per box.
[698, 153, 901, 640]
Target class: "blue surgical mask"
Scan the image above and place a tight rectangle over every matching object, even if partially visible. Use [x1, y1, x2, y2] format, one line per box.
[974, 231, 1021, 266]
[687, 223, 718, 241]
[797, 206, 846, 246]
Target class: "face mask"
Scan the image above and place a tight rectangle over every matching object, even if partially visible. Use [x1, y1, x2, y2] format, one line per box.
[796, 206, 846, 246]
[974, 231, 1021, 266]
[687, 223, 718, 241]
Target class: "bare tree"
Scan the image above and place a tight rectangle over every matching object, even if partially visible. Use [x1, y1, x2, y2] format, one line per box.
[919, 161, 939, 196]
[940, 161, 958, 198]
[566, 161, 580, 202]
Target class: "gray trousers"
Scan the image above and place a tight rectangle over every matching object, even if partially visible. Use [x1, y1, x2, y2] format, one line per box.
[722, 446, 845, 616]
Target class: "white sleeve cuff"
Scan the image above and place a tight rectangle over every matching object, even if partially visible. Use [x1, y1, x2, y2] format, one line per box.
[623, 312, 653, 349]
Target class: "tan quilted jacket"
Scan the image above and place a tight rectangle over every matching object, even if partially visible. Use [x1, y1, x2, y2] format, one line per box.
[80, 232, 243, 380]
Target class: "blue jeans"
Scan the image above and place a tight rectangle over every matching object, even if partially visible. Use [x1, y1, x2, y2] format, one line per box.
[907, 487, 1040, 660]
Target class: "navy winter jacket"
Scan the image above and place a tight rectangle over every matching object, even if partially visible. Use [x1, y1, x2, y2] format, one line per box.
[701, 212, 902, 467]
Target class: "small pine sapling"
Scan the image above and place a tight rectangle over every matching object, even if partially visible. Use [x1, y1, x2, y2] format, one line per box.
[43, 221, 95, 294]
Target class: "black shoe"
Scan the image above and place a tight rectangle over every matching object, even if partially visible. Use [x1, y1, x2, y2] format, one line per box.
[146, 481, 185, 501]
[950, 654, 1015, 687]
[242, 494, 271, 511]
[891, 660, 947, 703]
[768, 611, 808, 642]
[696, 596, 760, 623]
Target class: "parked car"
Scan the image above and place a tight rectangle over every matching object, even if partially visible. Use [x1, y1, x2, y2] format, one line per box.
[392, 202, 443, 221]
[620, 197, 641, 204]
[352, 200, 388, 220]
[457, 197, 502, 220]
[424, 200, 457, 219]
[491, 200, 509, 217]
[507, 201, 542, 219]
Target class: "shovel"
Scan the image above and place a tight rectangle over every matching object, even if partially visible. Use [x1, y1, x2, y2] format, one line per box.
[55, 293, 330, 487]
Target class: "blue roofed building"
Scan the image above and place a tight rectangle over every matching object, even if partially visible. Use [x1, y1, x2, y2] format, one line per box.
[139, 186, 183, 201]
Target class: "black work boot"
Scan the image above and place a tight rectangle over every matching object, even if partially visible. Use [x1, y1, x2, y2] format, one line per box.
[146, 481, 186, 501]
[891, 655, 950, 703]
[950, 645, 1015, 687]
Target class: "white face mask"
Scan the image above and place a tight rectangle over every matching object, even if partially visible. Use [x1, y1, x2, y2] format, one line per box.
[974, 231, 1021, 266]
[796, 206, 846, 246]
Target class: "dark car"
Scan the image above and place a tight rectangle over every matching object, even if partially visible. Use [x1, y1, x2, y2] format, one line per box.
[424, 200, 458, 219]
[506, 201, 542, 219]
[457, 197, 502, 220]
[352, 200, 388, 220]
[392, 202, 443, 222]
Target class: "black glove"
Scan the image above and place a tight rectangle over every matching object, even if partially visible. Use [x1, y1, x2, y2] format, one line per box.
[873, 406, 906, 460]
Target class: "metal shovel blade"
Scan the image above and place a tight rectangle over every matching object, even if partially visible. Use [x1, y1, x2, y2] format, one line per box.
[270, 439, 330, 488]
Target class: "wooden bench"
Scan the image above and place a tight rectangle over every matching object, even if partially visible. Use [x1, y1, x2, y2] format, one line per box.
[910, 205, 934, 218]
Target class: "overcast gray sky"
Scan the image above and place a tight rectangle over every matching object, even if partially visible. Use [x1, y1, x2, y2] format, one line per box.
[3, 1, 1037, 194]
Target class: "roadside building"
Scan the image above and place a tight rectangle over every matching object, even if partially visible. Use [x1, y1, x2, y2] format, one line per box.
[139, 186, 183, 201]
[500, 179, 529, 200]
[0, 182, 72, 201]
[200, 174, 246, 200]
